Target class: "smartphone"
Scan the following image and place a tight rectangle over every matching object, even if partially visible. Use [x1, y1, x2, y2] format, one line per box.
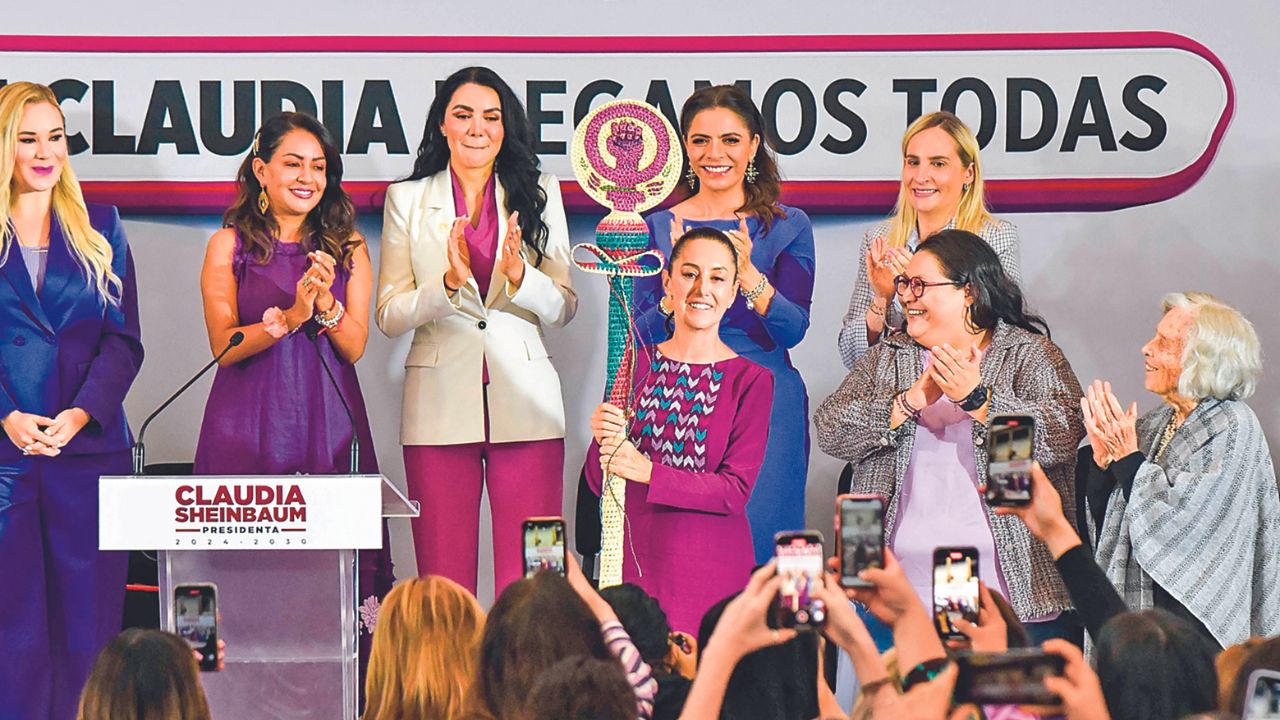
[522, 517, 567, 578]
[932, 547, 979, 639]
[174, 583, 218, 671]
[1245, 669, 1280, 720]
[836, 494, 885, 588]
[986, 414, 1035, 507]
[954, 649, 1065, 705]
[771, 530, 827, 630]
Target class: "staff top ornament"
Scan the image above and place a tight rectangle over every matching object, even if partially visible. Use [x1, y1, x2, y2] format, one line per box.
[571, 100, 683, 214]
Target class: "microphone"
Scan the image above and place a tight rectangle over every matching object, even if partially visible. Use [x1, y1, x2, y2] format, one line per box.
[133, 331, 244, 475]
[305, 324, 360, 474]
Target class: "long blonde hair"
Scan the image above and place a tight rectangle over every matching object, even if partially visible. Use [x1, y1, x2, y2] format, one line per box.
[363, 576, 485, 720]
[886, 111, 994, 249]
[0, 81, 121, 302]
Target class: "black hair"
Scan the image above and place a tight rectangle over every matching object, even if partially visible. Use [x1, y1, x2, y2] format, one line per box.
[1095, 609, 1218, 720]
[475, 572, 610, 719]
[662, 227, 740, 338]
[696, 593, 819, 720]
[401, 66, 550, 266]
[916, 229, 1049, 336]
[225, 111, 358, 268]
[524, 655, 639, 720]
[599, 583, 674, 669]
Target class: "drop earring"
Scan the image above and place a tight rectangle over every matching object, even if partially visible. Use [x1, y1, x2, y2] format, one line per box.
[685, 168, 698, 190]
[258, 190, 270, 215]
[744, 160, 759, 184]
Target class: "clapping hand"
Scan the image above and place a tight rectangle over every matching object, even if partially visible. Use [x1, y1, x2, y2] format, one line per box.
[497, 211, 526, 289]
[866, 236, 910, 301]
[929, 343, 983, 403]
[443, 216, 473, 292]
[1082, 380, 1138, 463]
[303, 250, 337, 314]
[726, 216, 756, 281]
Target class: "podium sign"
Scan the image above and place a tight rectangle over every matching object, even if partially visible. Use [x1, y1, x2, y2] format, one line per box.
[100, 474, 383, 550]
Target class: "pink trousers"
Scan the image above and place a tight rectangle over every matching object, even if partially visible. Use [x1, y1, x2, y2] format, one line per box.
[404, 437, 563, 595]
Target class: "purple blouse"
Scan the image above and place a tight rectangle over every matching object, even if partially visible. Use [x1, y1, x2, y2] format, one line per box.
[890, 350, 1013, 610]
[585, 349, 774, 633]
[450, 168, 499, 297]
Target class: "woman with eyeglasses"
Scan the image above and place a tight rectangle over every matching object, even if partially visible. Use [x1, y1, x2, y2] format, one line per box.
[836, 111, 1019, 370]
[814, 229, 1084, 642]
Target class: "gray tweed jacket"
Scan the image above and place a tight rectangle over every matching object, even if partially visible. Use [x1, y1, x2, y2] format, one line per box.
[815, 321, 1085, 621]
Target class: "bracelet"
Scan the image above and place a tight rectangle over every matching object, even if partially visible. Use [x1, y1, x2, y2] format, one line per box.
[741, 274, 770, 304]
[901, 657, 951, 693]
[262, 307, 288, 339]
[314, 300, 345, 329]
[868, 298, 887, 317]
[443, 275, 460, 294]
[895, 391, 922, 421]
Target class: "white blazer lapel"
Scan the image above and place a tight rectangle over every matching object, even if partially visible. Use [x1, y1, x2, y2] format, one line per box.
[485, 175, 510, 308]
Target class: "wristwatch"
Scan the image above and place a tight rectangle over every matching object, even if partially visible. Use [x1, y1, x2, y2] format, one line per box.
[957, 384, 989, 411]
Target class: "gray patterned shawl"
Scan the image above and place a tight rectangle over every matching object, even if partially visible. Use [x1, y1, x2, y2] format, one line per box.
[1092, 399, 1280, 646]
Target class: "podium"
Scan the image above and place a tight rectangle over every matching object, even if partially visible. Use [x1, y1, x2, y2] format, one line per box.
[100, 474, 418, 720]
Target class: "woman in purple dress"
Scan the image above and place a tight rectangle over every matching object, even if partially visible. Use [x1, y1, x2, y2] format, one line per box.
[193, 112, 393, 685]
[586, 227, 773, 633]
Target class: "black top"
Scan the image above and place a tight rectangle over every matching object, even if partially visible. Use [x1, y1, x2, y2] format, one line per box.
[1069, 452, 1220, 648]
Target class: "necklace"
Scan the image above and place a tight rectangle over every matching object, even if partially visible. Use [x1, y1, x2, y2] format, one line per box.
[1152, 413, 1183, 461]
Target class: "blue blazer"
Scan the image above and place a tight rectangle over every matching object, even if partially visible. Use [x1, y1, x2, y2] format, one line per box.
[0, 204, 143, 461]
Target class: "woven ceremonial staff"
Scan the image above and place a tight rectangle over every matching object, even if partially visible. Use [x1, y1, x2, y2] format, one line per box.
[570, 100, 682, 588]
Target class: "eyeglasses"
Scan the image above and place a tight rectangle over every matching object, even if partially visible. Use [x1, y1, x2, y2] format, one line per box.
[894, 274, 965, 299]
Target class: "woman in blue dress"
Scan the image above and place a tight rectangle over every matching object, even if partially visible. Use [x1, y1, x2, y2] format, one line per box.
[624, 84, 814, 563]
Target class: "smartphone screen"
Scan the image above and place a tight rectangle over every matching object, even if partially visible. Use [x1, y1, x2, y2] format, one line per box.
[1246, 669, 1280, 719]
[174, 584, 218, 671]
[986, 415, 1035, 507]
[773, 531, 827, 629]
[837, 495, 885, 588]
[932, 547, 979, 638]
[954, 649, 1065, 705]
[522, 517, 566, 578]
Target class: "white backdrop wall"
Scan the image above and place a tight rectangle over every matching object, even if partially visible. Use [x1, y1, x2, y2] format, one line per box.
[9, 2, 1277, 606]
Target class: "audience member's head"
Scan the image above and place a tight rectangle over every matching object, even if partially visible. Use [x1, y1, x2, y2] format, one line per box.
[474, 572, 611, 719]
[696, 593, 819, 720]
[363, 575, 484, 720]
[77, 629, 211, 720]
[1095, 609, 1218, 720]
[524, 655, 639, 720]
[1224, 635, 1280, 716]
[600, 583, 676, 670]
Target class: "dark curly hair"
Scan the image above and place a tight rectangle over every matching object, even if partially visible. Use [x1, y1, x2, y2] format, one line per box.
[673, 85, 786, 232]
[401, 66, 550, 267]
[916, 229, 1049, 336]
[599, 583, 674, 669]
[224, 112, 359, 269]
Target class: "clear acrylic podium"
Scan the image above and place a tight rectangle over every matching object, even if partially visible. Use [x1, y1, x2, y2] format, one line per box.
[103, 474, 417, 720]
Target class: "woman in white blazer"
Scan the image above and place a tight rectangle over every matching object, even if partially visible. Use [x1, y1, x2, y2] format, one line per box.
[376, 66, 577, 594]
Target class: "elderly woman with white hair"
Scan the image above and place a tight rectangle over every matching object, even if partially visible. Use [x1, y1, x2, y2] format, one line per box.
[1081, 291, 1280, 649]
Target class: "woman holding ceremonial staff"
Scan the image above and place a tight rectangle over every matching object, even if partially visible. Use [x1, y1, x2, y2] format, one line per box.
[0, 81, 144, 720]
[376, 66, 577, 594]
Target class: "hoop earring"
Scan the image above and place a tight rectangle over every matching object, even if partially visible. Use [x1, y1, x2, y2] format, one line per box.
[257, 190, 270, 215]
[745, 160, 759, 184]
[659, 295, 673, 316]
[964, 305, 983, 335]
[685, 168, 698, 190]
